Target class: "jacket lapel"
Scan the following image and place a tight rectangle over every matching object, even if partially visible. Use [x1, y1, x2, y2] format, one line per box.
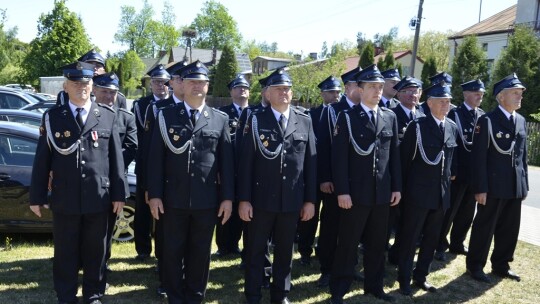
[376, 110, 386, 136]
[178, 102, 193, 131]
[429, 116, 443, 141]
[283, 109, 298, 139]
[495, 107, 514, 133]
[358, 107, 375, 133]
[193, 105, 210, 134]
[81, 103, 100, 135]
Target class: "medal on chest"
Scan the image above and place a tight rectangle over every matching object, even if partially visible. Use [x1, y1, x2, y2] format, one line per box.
[91, 131, 99, 148]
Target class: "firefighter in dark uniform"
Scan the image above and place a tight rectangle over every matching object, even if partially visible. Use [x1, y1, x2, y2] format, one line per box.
[92, 73, 138, 277]
[467, 74, 528, 283]
[315, 67, 362, 287]
[238, 68, 317, 304]
[235, 75, 273, 285]
[387, 76, 425, 263]
[379, 68, 401, 109]
[297, 75, 341, 267]
[214, 74, 250, 258]
[57, 49, 127, 109]
[397, 82, 458, 296]
[132, 64, 170, 262]
[329, 64, 401, 304]
[30, 62, 126, 304]
[418, 72, 453, 116]
[434, 79, 486, 262]
[147, 60, 234, 304]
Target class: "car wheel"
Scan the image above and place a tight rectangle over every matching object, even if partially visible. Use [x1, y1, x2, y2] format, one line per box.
[112, 205, 135, 242]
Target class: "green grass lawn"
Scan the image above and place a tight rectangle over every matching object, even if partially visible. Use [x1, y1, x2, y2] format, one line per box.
[1, 234, 539, 303]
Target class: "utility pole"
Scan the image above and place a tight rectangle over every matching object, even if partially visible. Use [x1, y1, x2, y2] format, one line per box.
[479, 0, 483, 23]
[410, 0, 424, 77]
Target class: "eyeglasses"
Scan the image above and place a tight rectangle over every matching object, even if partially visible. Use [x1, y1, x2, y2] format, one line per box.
[400, 89, 420, 95]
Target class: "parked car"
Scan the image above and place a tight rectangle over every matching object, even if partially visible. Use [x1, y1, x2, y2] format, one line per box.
[20, 102, 56, 113]
[0, 87, 39, 109]
[0, 109, 43, 127]
[0, 121, 136, 241]
[27, 92, 57, 103]
[3, 84, 36, 93]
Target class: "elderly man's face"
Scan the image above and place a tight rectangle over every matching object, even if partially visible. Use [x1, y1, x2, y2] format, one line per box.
[463, 90, 484, 108]
[93, 86, 118, 106]
[396, 87, 422, 109]
[427, 97, 451, 119]
[151, 79, 169, 99]
[65, 79, 92, 104]
[265, 86, 292, 106]
[498, 88, 524, 112]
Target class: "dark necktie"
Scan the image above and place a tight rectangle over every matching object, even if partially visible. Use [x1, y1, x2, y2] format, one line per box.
[190, 109, 198, 126]
[370, 110, 376, 126]
[238, 107, 243, 116]
[279, 114, 286, 134]
[439, 122, 444, 135]
[509, 114, 515, 131]
[409, 111, 414, 121]
[75, 108, 84, 130]
[386, 101, 390, 108]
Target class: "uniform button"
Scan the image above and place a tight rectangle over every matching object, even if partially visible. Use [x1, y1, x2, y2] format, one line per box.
[191, 173, 194, 177]
[283, 150, 287, 154]
[81, 148, 85, 152]
[191, 160, 195, 163]
[283, 176, 286, 180]
[82, 174, 86, 178]
[283, 163, 287, 167]
[81, 161, 85, 165]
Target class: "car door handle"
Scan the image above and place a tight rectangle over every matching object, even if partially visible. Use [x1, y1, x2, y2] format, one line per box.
[0, 173, 11, 180]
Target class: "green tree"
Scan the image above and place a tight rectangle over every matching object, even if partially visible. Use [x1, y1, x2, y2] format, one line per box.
[114, 0, 155, 57]
[149, 1, 181, 56]
[0, 9, 28, 84]
[394, 30, 454, 71]
[212, 44, 239, 97]
[489, 26, 540, 119]
[377, 47, 396, 71]
[359, 41, 375, 68]
[287, 53, 347, 106]
[356, 32, 368, 56]
[320, 41, 329, 59]
[191, 0, 242, 50]
[421, 56, 438, 87]
[240, 39, 261, 61]
[23, 0, 92, 84]
[373, 27, 399, 52]
[107, 50, 145, 96]
[450, 35, 489, 104]
[420, 56, 438, 101]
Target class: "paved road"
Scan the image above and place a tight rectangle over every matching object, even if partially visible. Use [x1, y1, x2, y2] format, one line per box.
[519, 166, 540, 245]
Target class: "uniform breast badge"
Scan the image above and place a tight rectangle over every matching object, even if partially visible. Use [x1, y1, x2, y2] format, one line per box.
[169, 128, 174, 134]
[55, 132, 60, 138]
[64, 131, 71, 138]
[173, 135, 180, 141]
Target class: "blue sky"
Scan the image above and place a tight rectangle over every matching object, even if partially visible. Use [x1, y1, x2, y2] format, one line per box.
[2, 0, 517, 55]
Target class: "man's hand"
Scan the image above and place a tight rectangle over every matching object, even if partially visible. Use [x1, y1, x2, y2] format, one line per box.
[451, 176, 456, 181]
[112, 201, 125, 215]
[218, 200, 233, 225]
[30, 204, 49, 218]
[390, 192, 401, 206]
[337, 194, 352, 209]
[145, 191, 149, 205]
[239, 201, 253, 222]
[320, 182, 334, 194]
[300, 202, 315, 221]
[148, 198, 164, 220]
[475, 193, 487, 205]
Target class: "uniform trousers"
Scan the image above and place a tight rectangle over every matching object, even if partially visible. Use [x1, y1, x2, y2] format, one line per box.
[466, 198, 521, 273]
[162, 207, 216, 304]
[134, 180, 152, 256]
[315, 192, 340, 275]
[297, 191, 321, 258]
[437, 181, 476, 253]
[53, 211, 109, 303]
[215, 199, 243, 253]
[245, 209, 299, 303]
[330, 203, 389, 299]
[398, 204, 444, 285]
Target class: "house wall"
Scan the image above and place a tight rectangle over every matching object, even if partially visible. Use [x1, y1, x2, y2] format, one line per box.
[396, 54, 424, 77]
[448, 32, 509, 71]
[516, 0, 539, 23]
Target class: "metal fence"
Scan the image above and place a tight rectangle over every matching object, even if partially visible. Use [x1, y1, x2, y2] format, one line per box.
[527, 121, 540, 166]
